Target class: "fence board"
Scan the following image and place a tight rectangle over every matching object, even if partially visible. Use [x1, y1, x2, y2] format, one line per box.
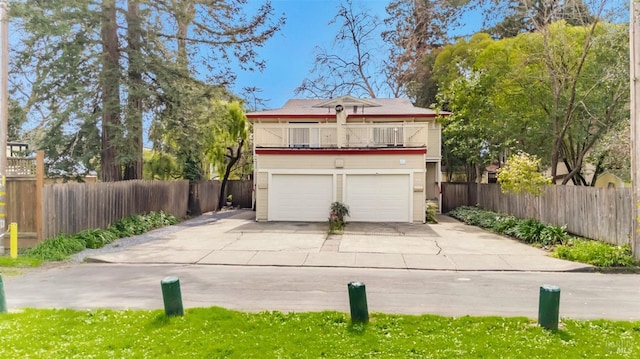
[441, 182, 632, 246]
[42, 180, 189, 239]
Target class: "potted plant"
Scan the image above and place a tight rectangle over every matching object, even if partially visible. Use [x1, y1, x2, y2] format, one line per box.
[329, 201, 350, 233]
[226, 194, 233, 207]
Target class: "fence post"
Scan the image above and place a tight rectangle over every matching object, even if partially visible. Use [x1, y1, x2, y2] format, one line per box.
[35, 150, 44, 242]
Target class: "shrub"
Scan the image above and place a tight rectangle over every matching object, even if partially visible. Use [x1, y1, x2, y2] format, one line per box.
[449, 206, 568, 247]
[553, 239, 636, 267]
[425, 201, 438, 224]
[25, 211, 179, 261]
[329, 202, 349, 233]
[24, 234, 86, 261]
[74, 229, 118, 249]
[512, 219, 547, 244]
[492, 215, 519, 235]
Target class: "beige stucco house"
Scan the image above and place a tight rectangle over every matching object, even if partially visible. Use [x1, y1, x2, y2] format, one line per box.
[247, 95, 442, 223]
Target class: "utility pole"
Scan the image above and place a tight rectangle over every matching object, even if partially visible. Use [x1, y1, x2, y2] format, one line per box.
[0, 1, 8, 255]
[631, 0, 640, 259]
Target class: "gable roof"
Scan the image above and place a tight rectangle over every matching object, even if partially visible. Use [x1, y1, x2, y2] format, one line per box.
[247, 97, 447, 119]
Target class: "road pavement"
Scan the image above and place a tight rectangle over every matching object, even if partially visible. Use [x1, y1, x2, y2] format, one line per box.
[3, 210, 639, 320]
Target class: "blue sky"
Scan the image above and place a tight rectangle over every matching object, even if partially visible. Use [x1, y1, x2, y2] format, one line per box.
[231, 0, 482, 110]
[231, 0, 391, 110]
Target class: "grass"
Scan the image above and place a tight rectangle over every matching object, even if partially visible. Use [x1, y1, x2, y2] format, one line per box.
[0, 307, 638, 358]
[554, 238, 636, 267]
[0, 256, 42, 276]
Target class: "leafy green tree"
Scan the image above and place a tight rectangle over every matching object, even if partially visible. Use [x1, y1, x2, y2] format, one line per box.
[9, 0, 284, 181]
[433, 21, 628, 185]
[497, 152, 551, 196]
[205, 101, 249, 209]
[485, 0, 596, 39]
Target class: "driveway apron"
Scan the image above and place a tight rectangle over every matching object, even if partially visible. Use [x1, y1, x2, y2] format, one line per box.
[88, 210, 590, 272]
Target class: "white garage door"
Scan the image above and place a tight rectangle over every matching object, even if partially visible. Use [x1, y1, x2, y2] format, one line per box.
[269, 174, 333, 221]
[345, 174, 410, 222]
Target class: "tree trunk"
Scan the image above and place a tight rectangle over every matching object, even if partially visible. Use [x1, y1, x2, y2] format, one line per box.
[218, 139, 244, 209]
[124, 0, 143, 180]
[100, 0, 122, 182]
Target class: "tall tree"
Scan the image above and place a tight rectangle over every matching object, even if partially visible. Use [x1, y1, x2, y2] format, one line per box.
[100, 0, 122, 182]
[382, 0, 463, 102]
[485, 0, 596, 38]
[433, 21, 629, 185]
[10, 0, 284, 181]
[295, 0, 384, 98]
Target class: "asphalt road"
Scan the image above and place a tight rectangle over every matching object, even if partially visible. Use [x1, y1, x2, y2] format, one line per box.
[3, 263, 639, 321]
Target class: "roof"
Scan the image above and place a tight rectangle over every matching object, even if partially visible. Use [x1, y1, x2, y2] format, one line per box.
[247, 97, 447, 119]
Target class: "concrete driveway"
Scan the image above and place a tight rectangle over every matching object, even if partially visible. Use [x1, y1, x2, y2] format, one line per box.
[88, 210, 590, 272]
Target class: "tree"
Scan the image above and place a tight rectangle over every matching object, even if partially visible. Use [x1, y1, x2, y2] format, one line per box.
[10, 0, 284, 181]
[497, 152, 551, 196]
[485, 0, 596, 38]
[205, 101, 249, 209]
[295, 0, 384, 98]
[433, 21, 628, 185]
[382, 0, 463, 102]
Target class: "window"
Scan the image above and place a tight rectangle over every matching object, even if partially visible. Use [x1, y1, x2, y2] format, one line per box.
[289, 126, 320, 148]
[373, 127, 403, 147]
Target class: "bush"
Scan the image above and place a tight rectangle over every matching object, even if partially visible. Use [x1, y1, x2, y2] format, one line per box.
[425, 201, 438, 224]
[329, 202, 350, 233]
[24, 211, 179, 261]
[553, 239, 636, 267]
[74, 229, 118, 249]
[24, 234, 86, 261]
[449, 206, 567, 246]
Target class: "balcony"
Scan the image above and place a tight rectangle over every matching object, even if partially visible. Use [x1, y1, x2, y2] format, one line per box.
[253, 123, 428, 148]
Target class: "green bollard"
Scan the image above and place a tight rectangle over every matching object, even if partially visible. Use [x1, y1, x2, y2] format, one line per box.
[348, 281, 369, 324]
[538, 284, 561, 330]
[161, 276, 184, 317]
[0, 274, 7, 313]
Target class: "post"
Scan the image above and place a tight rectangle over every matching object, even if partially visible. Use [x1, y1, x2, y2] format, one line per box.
[538, 285, 561, 330]
[0, 274, 6, 313]
[9, 222, 15, 258]
[0, 1, 9, 255]
[347, 281, 369, 324]
[161, 276, 184, 317]
[35, 151, 44, 242]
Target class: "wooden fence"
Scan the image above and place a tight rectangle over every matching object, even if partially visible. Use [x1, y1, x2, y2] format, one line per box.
[441, 182, 632, 246]
[191, 179, 253, 214]
[3, 151, 255, 247]
[42, 180, 190, 239]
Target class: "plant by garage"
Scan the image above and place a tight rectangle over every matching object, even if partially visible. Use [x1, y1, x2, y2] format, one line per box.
[329, 202, 350, 233]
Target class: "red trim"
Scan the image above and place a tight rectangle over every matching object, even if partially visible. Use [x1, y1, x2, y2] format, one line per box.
[246, 113, 440, 120]
[255, 148, 427, 155]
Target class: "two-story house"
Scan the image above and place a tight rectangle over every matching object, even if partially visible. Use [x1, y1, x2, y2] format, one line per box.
[247, 95, 442, 223]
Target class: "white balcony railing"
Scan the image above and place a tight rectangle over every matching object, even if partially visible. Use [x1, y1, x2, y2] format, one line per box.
[254, 123, 427, 148]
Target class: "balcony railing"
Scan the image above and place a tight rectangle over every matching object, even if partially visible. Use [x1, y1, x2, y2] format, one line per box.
[254, 123, 427, 148]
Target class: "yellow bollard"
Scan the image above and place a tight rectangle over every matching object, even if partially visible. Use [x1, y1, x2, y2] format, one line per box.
[10, 223, 17, 259]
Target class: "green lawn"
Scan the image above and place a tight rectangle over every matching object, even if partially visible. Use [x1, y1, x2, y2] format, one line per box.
[0, 307, 638, 358]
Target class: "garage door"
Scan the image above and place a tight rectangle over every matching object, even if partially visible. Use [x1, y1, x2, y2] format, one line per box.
[269, 174, 333, 221]
[345, 174, 410, 222]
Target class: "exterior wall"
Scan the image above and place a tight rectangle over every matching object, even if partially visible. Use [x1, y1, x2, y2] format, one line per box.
[425, 162, 439, 200]
[256, 172, 269, 221]
[258, 153, 424, 170]
[255, 151, 426, 222]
